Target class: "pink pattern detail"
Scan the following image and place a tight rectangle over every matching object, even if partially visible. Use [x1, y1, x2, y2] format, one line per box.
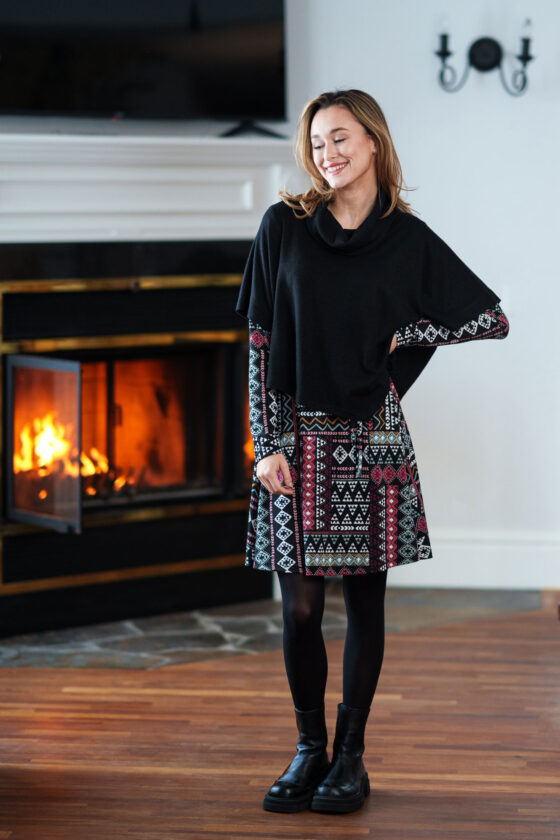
[250, 329, 264, 347]
[371, 465, 383, 484]
[302, 437, 316, 531]
[397, 465, 408, 483]
[386, 485, 399, 565]
[383, 465, 396, 483]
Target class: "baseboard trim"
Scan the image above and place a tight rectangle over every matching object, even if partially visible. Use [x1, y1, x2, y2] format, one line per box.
[389, 528, 560, 589]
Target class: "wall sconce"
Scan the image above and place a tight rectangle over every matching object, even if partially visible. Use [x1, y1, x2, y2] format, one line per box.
[435, 19, 534, 96]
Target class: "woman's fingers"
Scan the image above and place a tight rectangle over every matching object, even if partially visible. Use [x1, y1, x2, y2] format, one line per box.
[261, 466, 294, 495]
[278, 460, 294, 494]
[256, 453, 295, 495]
[280, 458, 294, 490]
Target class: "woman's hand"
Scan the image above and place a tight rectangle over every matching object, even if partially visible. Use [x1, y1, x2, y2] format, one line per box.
[389, 333, 398, 354]
[256, 452, 295, 496]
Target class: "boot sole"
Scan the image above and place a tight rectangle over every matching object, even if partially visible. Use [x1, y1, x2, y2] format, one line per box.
[263, 791, 313, 813]
[310, 773, 370, 814]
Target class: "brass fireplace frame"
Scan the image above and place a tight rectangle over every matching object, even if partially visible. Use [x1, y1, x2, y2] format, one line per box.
[0, 273, 248, 596]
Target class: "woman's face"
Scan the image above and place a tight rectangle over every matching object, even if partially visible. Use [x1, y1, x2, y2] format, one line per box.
[310, 105, 376, 193]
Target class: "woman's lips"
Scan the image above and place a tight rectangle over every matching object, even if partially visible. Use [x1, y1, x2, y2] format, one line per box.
[325, 162, 348, 175]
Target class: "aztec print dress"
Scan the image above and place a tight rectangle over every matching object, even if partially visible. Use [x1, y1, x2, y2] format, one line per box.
[245, 304, 509, 576]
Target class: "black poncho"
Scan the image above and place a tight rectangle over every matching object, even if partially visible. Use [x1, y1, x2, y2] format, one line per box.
[235, 187, 502, 420]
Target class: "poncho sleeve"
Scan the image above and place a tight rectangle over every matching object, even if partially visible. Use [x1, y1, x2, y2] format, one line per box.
[412, 221, 501, 328]
[235, 205, 282, 331]
[387, 219, 504, 399]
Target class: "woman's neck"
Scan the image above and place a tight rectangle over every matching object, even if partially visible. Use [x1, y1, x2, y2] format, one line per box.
[328, 182, 379, 230]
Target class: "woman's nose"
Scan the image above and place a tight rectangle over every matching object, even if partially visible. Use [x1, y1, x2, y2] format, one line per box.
[323, 141, 338, 162]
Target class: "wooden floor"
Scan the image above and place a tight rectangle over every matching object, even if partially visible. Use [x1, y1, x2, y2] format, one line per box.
[0, 600, 559, 839]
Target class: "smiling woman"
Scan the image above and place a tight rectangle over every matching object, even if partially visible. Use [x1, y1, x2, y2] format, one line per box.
[283, 88, 412, 221]
[235, 87, 509, 816]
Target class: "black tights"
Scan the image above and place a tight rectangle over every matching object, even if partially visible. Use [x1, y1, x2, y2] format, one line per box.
[277, 571, 388, 711]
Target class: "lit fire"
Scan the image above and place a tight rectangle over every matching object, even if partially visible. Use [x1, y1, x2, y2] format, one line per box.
[14, 412, 129, 498]
[244, 401, 254, 464]
[14, 412, 77, 477]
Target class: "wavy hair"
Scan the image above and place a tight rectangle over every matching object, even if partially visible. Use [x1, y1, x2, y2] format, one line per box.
[280, 89, 415, 219]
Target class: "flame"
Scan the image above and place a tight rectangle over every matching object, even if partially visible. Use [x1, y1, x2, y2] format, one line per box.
[113, 475, 127, 491]
[244, 437, 254, 460]
[244, 400, 254, 463]
[80, 447, 109, 478]
[14, 412, 76, 475]
[13, 411, 127, 496]
[242, 397, 255, 482]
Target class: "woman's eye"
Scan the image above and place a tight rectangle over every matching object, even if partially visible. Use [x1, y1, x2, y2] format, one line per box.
[334, 138, 345, 143]
[313, 145, 324, 150]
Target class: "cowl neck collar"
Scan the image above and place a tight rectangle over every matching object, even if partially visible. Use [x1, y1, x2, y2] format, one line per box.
[305, 185, 392, 254]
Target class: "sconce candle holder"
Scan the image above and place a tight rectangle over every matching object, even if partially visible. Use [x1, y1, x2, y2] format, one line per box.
[435, 21, 534, 96]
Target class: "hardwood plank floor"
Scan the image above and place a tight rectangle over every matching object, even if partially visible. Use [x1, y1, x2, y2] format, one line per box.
[0, 603, 559, 839]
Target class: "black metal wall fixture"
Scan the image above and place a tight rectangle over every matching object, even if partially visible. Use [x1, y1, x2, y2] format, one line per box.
[435, 18, 535, 96]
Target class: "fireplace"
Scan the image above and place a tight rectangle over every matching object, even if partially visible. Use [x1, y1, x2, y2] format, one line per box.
[0, 240, 266, 637]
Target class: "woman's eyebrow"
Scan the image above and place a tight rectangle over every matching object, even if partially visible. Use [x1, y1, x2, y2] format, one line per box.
[310, 127, 350, 138]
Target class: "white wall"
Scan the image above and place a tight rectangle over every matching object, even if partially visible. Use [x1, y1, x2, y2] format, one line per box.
[284, 0, 560, 588]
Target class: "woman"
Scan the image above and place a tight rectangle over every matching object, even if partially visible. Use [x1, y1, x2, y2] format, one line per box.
[235, 89, 509, 815]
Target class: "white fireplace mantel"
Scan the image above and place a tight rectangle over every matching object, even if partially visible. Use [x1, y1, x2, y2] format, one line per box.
[0, 133, 303, 244]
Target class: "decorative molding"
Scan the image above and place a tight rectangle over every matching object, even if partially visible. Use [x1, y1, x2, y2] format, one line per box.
[428, 527, 560, 549]
[389, 528, 560, 590]
[0, 134, 302, 243]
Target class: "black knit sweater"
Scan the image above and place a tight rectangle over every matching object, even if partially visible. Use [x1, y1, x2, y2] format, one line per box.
[236, 187, 504, 420]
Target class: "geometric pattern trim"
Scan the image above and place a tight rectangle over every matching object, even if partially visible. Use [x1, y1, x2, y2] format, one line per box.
[395, 303, 509, 348]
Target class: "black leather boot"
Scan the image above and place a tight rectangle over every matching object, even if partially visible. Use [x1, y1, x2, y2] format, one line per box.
[263, 705, 329, 813]
[311, 702, 371, 813]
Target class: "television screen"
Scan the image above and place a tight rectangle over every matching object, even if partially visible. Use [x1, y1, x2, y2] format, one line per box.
[0, 0, 285, 121]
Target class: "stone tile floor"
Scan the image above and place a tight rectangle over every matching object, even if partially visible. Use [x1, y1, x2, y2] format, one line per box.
[0, 584, 544, 670]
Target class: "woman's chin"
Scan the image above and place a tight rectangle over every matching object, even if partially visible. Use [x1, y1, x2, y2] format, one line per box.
[328, 175, 350, 191]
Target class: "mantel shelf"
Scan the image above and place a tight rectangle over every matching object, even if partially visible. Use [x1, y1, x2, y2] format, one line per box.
[0, 132, 303, 244]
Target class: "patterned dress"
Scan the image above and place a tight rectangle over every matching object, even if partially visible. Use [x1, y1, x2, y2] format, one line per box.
[245, 305, 509, 576]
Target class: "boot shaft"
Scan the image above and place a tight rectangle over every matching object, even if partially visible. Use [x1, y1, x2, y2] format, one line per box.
[331, 702, 370, 760]
[294, 705, 328, 754]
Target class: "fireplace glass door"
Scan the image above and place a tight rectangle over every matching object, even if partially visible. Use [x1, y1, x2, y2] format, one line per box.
[7, 355, 81, 533]
[6, 347, 230, 533]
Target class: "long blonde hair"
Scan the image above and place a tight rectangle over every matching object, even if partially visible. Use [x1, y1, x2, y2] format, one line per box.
[280, 89, 415, 219]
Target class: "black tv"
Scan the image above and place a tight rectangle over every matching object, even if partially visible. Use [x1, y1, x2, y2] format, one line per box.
[0, 0, 285, 122]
